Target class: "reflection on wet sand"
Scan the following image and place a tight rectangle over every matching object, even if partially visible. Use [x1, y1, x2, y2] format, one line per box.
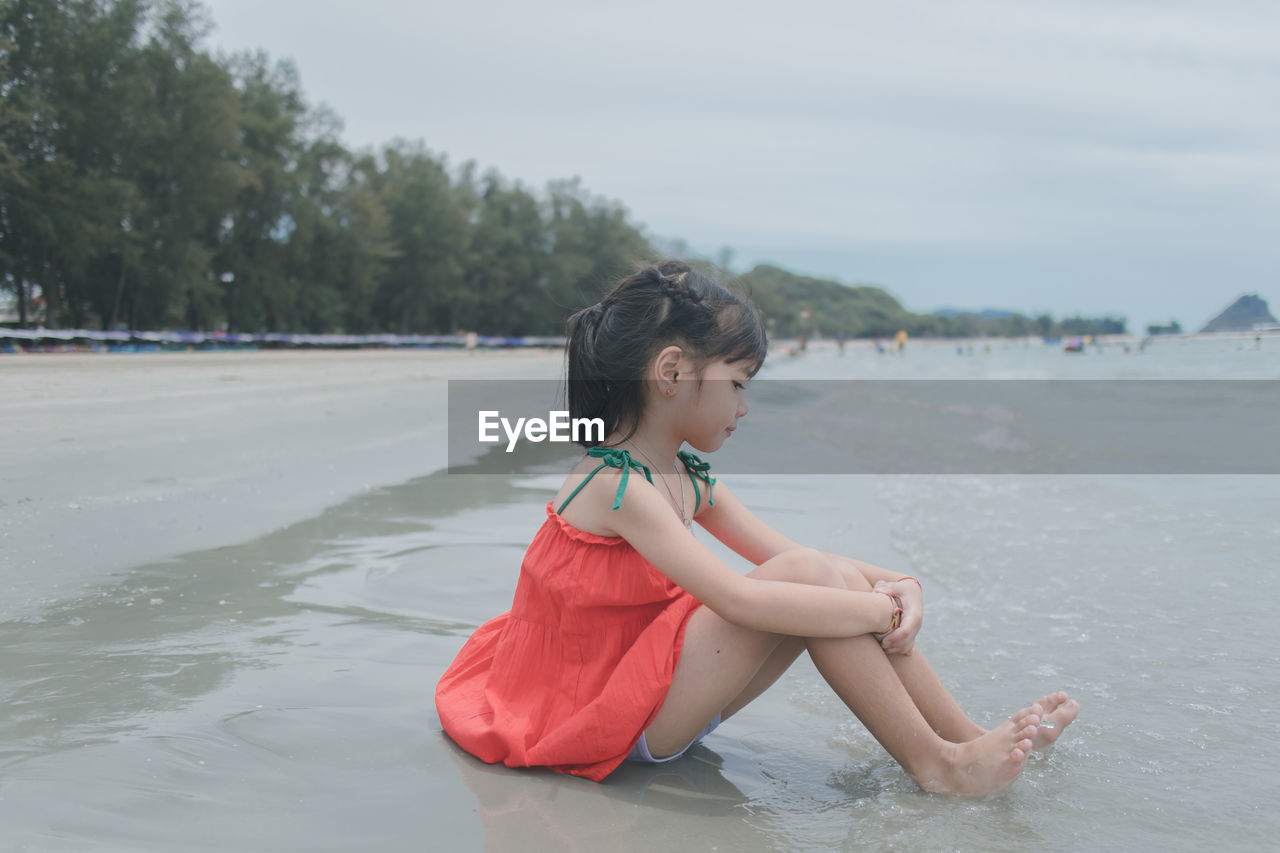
[0, 462, 528, 764]
[445, 737, 779, 853]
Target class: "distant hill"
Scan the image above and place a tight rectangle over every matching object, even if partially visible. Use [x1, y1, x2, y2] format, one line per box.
[1200, 294, 1277, 333]
[737, 264, 1126, 339]
[739, 264, 913, 338]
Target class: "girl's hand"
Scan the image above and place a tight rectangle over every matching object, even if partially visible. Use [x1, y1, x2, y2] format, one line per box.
[873, 578, 922, 655]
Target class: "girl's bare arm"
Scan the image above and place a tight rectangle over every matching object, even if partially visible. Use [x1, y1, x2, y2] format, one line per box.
[604, 477, 896, 639]
[698, 480, 917, 585]
[692, 480, 802, 564]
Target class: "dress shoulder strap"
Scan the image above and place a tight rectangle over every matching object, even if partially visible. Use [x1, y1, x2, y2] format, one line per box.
[677, 450, 716, 514]
[556, 447, 653, 515]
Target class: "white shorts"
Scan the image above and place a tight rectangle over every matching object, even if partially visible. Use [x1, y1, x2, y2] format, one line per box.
[625, 714, 722, 764]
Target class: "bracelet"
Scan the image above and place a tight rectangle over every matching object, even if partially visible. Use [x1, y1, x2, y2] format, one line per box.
[899, 576, 922, 592]
[874, 590, 903, 636]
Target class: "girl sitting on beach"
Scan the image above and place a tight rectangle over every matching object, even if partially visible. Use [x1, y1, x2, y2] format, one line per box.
[435, 261, 1078, 797]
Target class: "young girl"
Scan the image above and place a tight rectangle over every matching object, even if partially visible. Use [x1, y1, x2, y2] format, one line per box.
[436, 261, 1079, 797]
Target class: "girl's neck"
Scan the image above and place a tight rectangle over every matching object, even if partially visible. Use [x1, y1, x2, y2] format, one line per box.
[608, 430, 682, 470]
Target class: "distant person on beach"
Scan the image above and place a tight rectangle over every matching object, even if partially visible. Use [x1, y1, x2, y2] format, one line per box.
[436, 261, 1079, 797]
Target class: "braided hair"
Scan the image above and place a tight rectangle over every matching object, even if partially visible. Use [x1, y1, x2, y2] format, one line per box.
[565, 260, 767, 448]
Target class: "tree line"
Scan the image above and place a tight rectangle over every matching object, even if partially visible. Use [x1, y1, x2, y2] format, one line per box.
[1, 0, 650, 335]
[1, 1, 1127, 340]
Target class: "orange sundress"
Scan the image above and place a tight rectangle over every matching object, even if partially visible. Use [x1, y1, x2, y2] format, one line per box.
[435, 447, 715, 782]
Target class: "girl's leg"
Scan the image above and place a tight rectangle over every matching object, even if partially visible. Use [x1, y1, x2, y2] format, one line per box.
[718, 639, 985, 744]
[644, 549, 1039, 796]
[720, 636, 806, 720]
[886, 648, 983, 742]
[831, 563, 984, 742]
[716, 568, 983, 739]
[641, 600, 789, 757]
[804, 630, 1038, 797]
[642, 548, 844, 756]
[833, 562, 1078, 747]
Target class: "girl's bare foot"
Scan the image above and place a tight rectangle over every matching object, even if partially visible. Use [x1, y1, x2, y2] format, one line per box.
[1028, 692, 1079, 749]
[917, 708, 1039, 798]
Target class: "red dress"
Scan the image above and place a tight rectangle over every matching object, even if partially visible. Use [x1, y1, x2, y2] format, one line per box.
[435, 448, 714, 782]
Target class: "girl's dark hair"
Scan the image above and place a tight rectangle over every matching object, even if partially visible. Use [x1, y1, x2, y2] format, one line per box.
[565, 260, 768, 448]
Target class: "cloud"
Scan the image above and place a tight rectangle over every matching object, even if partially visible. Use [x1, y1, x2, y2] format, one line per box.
[201, 0, 1280, 326]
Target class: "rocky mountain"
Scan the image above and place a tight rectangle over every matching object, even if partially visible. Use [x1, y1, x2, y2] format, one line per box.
[1200, 294, 1277, 333]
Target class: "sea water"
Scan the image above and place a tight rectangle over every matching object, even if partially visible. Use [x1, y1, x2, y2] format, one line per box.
[1, 336, 1277, 852]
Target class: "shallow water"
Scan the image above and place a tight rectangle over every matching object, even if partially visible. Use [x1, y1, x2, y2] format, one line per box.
[2, 338, 1277, 851]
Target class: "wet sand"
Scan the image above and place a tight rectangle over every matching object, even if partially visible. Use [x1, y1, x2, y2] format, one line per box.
[0, 346, 907, 852]
[0, 348, 563, 620]
[3, 344, 1279, 850]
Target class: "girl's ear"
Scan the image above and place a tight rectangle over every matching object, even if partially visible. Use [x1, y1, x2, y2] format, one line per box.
[652, 345, 684, 393]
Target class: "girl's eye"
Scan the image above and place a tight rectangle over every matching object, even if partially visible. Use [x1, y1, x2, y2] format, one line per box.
[733, 381, 745, 390]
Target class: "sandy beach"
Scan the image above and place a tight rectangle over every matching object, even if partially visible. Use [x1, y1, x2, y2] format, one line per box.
[0, 347, 910, 852]
[2, 342, 1277, 851]
[0, 348, 562, 620]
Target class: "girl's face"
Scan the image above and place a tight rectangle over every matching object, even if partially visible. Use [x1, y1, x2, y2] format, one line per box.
[680, 359, 750, 453]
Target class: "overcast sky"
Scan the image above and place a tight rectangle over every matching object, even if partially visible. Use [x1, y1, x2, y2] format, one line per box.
[199, 0, 1279, 332]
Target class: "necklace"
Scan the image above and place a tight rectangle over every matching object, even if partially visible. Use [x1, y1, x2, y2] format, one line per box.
[626, 439, 691, 530]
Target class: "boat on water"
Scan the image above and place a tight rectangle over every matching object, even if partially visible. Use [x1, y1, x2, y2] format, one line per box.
[1064, 335, 1089, 353]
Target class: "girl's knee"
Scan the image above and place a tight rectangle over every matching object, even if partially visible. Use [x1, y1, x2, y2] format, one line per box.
[840, 565, 872, 591]
[793, 548, 845, 588]
[756, 547, 845, 588]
